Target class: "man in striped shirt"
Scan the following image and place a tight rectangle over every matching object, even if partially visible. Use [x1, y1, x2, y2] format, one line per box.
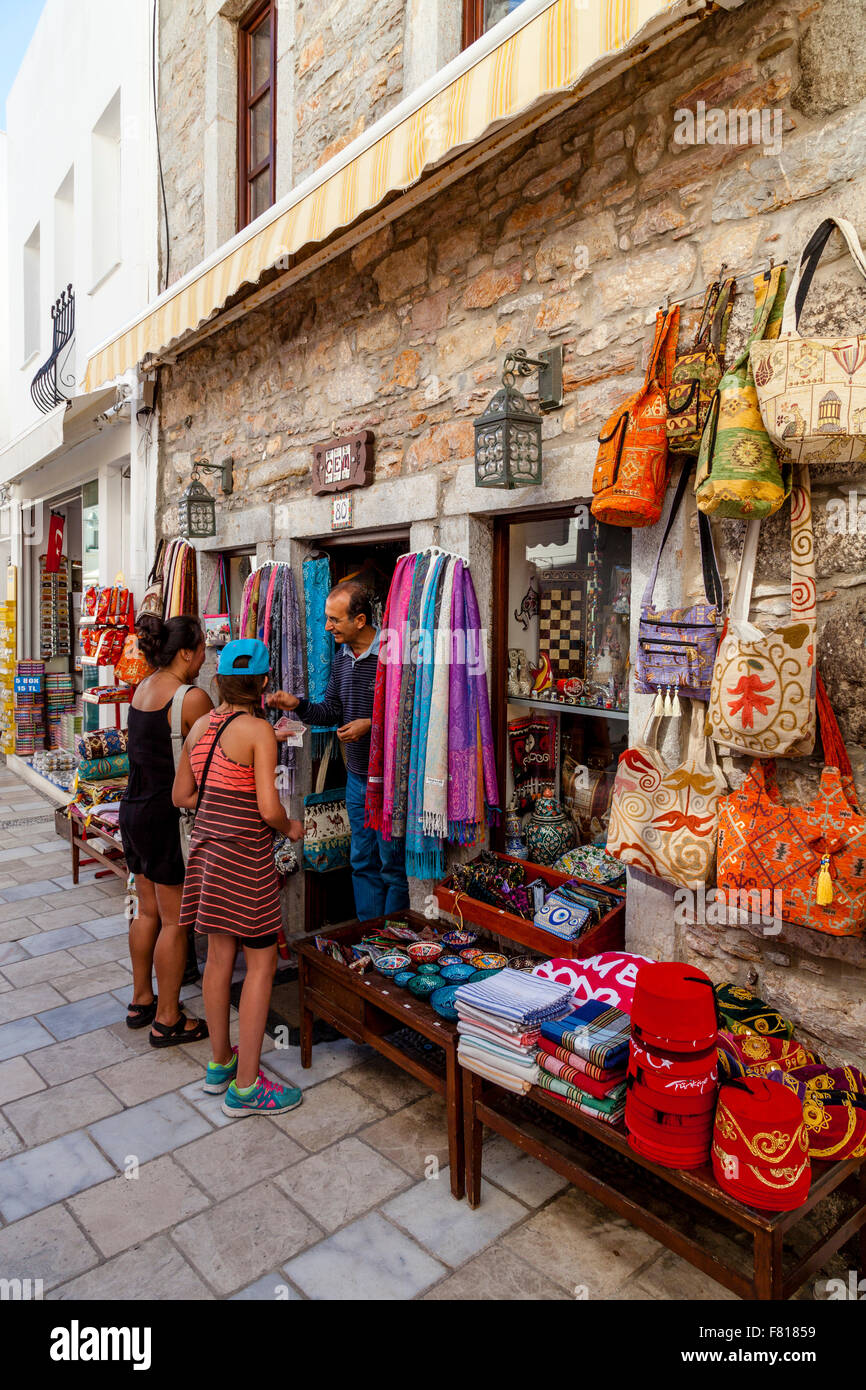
[267, 581, 409, 921]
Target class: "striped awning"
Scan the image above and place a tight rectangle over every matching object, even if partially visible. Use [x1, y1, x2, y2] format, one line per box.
[85, 0, 709, 392]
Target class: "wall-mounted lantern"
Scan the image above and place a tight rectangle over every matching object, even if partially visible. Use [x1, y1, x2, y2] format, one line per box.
[178, 458, 234, 539]
[474, 346, 563, 489]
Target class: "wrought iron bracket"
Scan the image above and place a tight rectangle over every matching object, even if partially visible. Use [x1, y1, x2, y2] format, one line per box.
[193, 458, 234, 495]
[501, 345, 563, 412]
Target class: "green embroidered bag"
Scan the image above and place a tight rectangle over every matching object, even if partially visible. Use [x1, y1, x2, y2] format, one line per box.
[695, 266, 788, 519]
[666, 277, 736, 455]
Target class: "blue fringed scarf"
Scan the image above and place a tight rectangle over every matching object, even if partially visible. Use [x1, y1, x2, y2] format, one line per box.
[404, 553, 446, 881]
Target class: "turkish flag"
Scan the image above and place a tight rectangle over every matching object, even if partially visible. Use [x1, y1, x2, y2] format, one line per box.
[44, 512, 65, 573]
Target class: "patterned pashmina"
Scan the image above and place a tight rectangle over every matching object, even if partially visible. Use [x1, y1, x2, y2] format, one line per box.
[447, 563, 499, 842]
[366, 554, 414, 833]
[405, 554, 446, 879]
[422, 556, 457, 838]
[540, 999, 631, 1071]
[536, 1035, 619, 1084]
[389, 551, 430, 842]
[303, 557, 337, 758]
[536, 1051, 626, 1101]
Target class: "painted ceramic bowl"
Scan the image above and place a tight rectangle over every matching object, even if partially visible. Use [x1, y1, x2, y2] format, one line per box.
[468, 967, 504, 982]
[438, 954, 461, 968]
[439, 962, 475, 983]
[393, 969, 416, 989]
[408, 974, 440, 1000]
[442, 929, 478, 950]
[430, 984, 462, 1021]
[506, 956, 539, 972]
[472, 953, 508, 971]
[460, 948, 484, 963]
[406, 941, 443, 964]
[416, 963, 442, 977]
[375, 951, 412, 978]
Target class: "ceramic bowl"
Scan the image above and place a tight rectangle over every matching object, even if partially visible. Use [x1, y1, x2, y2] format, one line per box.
[442, 929, 478, 950]
[439, 962, 475, 983]
[430, 984, 462, 1021]
[393, 969, 416, 989]
[406, 941, 443, 964]
[416, 962, 442, 977]
[375, 951, 412, 978]
[408, 974, 439, 999]
[460, 948, 484, 963]
[507, 955, 538, 972]
[438, 954, 461, 968]
[472, 953, 508, 971]
[468, 967, 504, 982]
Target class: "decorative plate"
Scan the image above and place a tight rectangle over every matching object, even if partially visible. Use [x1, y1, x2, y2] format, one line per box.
[442, 929, 478, 949]
[406, 941, 443, 964]
[375, 951, 412, 978]
[439, 962, 475, 983]
[408, 974, 439, 999]
[430, 984, 461, 1021]
[416, 963, 442, 977]
[393, 969, 416, 989]
[460, 948, 484, 963]
[471, 953, 508, 970]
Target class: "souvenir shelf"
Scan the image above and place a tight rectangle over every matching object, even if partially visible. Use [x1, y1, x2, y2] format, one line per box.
[0, 569, 17, 755]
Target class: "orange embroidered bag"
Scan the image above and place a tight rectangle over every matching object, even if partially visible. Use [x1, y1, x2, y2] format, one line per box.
[592, 307, 680, 527]
[716, 676, 866, 937]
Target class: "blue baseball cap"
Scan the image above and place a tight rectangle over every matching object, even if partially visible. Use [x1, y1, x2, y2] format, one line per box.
[217, 638, 270, 676]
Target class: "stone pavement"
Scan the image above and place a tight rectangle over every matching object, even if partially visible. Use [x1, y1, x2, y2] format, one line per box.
[0, 764, 851, 1301]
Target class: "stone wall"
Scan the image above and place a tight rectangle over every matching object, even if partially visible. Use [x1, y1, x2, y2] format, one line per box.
[159, 0, 208, 283]
[157, 0, 866, 1062]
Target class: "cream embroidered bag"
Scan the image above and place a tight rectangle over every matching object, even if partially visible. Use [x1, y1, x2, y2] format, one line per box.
[606, 699, 727, 889]
[708, 464, 816, 757]
[750, 217, 866, 466]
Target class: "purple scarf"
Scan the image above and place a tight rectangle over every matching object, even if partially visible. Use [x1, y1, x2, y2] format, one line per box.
[447, 562, 499, 841]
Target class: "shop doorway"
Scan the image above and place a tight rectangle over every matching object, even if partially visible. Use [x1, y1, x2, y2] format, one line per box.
[303, 528, 408, 932]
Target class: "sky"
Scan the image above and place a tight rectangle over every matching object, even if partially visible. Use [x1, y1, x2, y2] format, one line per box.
[0, 0, 45, 129]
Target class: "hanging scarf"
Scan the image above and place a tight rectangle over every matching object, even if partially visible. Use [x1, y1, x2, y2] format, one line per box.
[448, 562, 499, 842]
[303, 556, 337, 759]
[366, 553, 414, 832]
[405, 554, 446, 879]
[242, 567, 262, 638]
[256, 564, 273, 645]
[422, 555, 457, 838]
[389, 551, 431, 842]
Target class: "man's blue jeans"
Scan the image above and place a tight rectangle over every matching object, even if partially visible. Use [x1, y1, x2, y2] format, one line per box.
[345, 770, 410, 922]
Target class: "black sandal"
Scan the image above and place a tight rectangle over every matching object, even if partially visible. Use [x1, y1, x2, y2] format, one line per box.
[149, 1014, 209, 1049]
[126, 998, 158, 1030]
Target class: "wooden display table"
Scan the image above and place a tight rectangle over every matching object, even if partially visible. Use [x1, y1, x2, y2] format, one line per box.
[296, 912, 465, 1200]
[463, 1069, 866, 1300]
[69, 805, 127, 884]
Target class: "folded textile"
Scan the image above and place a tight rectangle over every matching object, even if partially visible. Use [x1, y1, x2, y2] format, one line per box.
[458, 1048, 533, 1095]
[76, 727, 128, 760]
[458, 1034, 539, 1073]
[455, 999, 540, 1037]
[535, 1035, 618, 1083]
[535, 1069, 625, 1124]
[455, 968, 573, 1026]
[540, 998, 631, 1071]
[77, 754, 129, 781]
[536, 1051, 625, 1101]
[533, 951, 653, 1013]
[457, 1017, 539, 1050]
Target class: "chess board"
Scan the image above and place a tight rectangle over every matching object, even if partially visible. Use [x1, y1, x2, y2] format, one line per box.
[538, 570, 587, 681]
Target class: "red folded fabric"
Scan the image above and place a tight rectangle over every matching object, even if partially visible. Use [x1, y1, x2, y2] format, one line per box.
[536, 1035, 621, 1083]
[537, 1052, 624, 1100]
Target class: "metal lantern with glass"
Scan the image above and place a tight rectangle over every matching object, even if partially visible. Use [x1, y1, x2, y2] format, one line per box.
[474, 347, 562, 489]
[177, 458, 233, 539]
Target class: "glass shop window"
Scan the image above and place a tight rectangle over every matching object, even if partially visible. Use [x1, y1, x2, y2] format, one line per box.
[464, 0, 531, 46]
[503, 510, 631, 848]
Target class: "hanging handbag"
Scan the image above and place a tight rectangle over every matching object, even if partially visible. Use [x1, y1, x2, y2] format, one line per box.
[695, 265, 789, 519]
[140, 540, 167, 620]
[716, 676, 866, 937]
[606, 698, 727, 889]
[115, 633, 152, 687]
[666, 278, 736, 455]
[203, 555, 232, 647]
[634, 460, 724, 702]
[750, 216, 866, 466]
[591, 306, 680, 528]
[708, 462, 816, 756]
[303, 739, 351, 873]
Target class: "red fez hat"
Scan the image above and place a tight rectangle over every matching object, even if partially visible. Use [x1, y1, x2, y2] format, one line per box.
[631, 962, 718, 1049]
[711, 1142, 811, 1211]
[627, 1056, 717, 1101]
[714, 1076, 808, 1168]
[628, 1128, 711, 1170]
[626, 1091, 716, 1135]
[630, 1034, 718, 1081]
[627, 1069, 717, 1116]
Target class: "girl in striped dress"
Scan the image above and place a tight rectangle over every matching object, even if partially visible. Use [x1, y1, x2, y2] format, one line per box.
[173, 639, 305, 1117]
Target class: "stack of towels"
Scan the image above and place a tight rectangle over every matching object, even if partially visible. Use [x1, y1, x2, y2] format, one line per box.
[535, 999, 630, 1125]
[455, 969, 574, 1094]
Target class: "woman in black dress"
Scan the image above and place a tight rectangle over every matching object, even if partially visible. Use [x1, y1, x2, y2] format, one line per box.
[119, 615, 213, 1046]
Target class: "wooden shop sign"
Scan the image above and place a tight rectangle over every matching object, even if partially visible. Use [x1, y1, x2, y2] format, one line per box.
[312, 430, 374, 495]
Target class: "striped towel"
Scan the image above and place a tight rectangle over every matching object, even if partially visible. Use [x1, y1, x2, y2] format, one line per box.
[455, 969, 573, 1026]
[540, 999, 630, 1071]
[536, 1051, 625, 1102]
[536, 1036, 618, 1083]
[535, 1069, 626, 1124]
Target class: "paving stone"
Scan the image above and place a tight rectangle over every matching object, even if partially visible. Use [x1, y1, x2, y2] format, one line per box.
[26, 1027, 135, 1086]
[1, 949, 81, 989]
[0, 941, 26, 967]
[68, 1154, 212, 1259]
[21, 921, 95, 951]
[4, 1074, 122, 1147]
[79, 913, 128, 940]
[284, 1211, 446, 1301]
[0, 1202, 99, 1290]
[340, 1054, 430, 1112]
[0, 1055, 46, 1105]
[267, 1077, 385, 1152]
[383, 1173, 526, 1267]
[37, 991, 128, 1041]
[173, 1180, 322, 1296]
[54, 963, 132, 1003]
[479, 1134, 570, 1207]
[619, 1248, 738, 1301]
[175, 1115, 306, 1199]
[502, 1188, 662, 1299]
[178, 1079, 242, 1129]
[275, 1136, 411, 1232]
[0, 1115, 23, 1159]
[0, 918, 40, 944]
[362, 1093, 452, 1180]
[265, 1037, 373, 1089]
[97, 1049, 203, 1106]
[0, 982, 67, 1026]
[0, 1015, 56, 1062]
[422, 1243, 571, 1300]
[229, 1272, 303, 1301]
[0, 880, 63, 903]
[0, 899, 58, 924]
[67, 938, 132, 968]
[0, 1129, 115, 1221]
[50, 1234, 213, 1300]
[88, 1091, 213, 1167]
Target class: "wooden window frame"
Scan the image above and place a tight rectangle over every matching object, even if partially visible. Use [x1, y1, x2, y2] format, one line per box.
[462, 0, 485, 48]
[237, 0, 277, 232]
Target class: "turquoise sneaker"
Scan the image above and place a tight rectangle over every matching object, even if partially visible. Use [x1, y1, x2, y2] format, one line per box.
[221, 1074, 303, 1118]
[203, 1047, 238, 1094]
